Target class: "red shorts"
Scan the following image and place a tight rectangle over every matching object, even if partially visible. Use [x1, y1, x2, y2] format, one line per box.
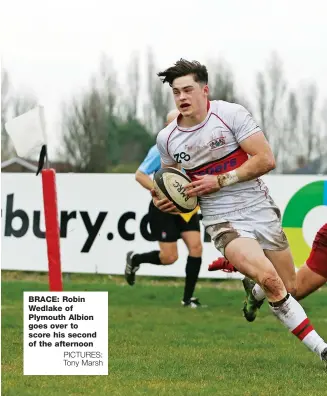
[306, 223, 327, 278]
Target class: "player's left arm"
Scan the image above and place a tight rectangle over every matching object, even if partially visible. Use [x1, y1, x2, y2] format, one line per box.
[186, 105, 275, 196]
[217, 106, 275, 186]
[223, 131, 275, 184]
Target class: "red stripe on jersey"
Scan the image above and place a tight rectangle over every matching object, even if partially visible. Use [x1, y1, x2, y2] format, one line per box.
[185, 148, 248, 181]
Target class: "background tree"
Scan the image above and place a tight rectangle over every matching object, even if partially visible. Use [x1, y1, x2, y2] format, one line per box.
[144, 49, 172, 133]
[208, 59, 238, 103]
[125, 53, 140, 120]
[319, 99, 327, 173]
[299, 82, 319, 162]
[255, 52, 287, 172]
[59, 55, 154, 172]
[280, 91, 299, 171]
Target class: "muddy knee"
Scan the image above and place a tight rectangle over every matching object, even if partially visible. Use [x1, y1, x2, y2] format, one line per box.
[259, 272, 286, 299]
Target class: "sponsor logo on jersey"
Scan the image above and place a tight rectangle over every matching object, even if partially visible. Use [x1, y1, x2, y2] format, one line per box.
[185, 148, 248, 180]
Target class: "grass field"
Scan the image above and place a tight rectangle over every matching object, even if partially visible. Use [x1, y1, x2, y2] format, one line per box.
[1, 271, 327, 395]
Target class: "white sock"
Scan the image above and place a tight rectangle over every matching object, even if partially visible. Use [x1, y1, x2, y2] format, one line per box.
[269, 294, 327, 356]
[252, 284, 266, 301]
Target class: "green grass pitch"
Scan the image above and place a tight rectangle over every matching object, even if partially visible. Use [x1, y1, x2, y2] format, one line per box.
[1, 272, 326, 395]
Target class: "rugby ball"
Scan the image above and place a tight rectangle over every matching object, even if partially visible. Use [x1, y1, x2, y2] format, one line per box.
[153, 168, 198, 213]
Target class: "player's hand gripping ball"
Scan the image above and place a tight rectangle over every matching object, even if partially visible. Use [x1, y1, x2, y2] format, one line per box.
[153, 168, 198, 213]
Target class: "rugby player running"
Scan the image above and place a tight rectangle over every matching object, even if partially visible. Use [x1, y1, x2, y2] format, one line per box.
[151, 59, 327, 367]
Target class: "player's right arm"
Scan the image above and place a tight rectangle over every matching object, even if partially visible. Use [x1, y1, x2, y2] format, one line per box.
[151, 131, 180, 213]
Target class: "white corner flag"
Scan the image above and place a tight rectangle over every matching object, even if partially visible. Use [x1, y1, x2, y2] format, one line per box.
[5, 105, 63, 291]
[4, 105, 47, 159]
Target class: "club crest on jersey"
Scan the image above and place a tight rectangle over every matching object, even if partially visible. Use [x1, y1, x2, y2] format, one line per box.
[208, 136, 225, 150]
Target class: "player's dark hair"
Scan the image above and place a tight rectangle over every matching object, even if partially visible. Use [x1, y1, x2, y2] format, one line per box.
[157, 59, 208, 87]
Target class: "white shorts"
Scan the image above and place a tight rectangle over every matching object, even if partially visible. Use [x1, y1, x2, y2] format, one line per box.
[205, 197, 289, 256]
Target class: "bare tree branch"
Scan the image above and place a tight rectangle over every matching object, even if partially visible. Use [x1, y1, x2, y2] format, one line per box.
[59, 57, 117, 171]
[300, 82, 318, 160]
[146, 49, 172, 133]
[126, 53, 140, 119]
[208, 59, 237, 103]
[255, 52, 287, 172]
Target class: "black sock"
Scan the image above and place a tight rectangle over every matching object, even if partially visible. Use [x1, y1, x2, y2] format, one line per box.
[183, 256, 202, 302]
[132, 251, 162, 266]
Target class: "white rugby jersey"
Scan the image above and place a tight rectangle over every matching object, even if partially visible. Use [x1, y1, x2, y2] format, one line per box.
[156, 100, 269, 226]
